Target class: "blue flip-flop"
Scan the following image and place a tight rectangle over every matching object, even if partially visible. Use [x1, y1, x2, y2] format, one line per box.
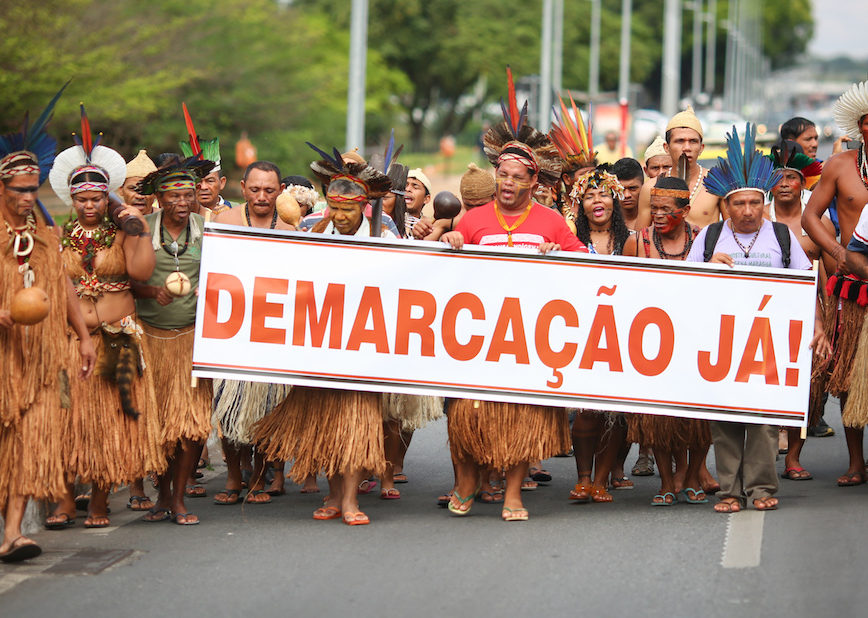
[680, 487, 709, 504]
[651, 492, 676, 506]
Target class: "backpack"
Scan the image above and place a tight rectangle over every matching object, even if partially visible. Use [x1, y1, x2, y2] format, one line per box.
[702, 221, 791, 268]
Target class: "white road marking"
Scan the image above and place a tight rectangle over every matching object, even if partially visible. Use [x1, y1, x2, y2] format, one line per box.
[721, 510, 765, 568]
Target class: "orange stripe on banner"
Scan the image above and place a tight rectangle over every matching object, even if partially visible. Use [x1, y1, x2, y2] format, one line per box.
[203, 231, 816, 286]
[194, 360, 806, 418]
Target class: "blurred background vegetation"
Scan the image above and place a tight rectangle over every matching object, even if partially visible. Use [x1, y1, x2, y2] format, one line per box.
[0, 0, 813, 178]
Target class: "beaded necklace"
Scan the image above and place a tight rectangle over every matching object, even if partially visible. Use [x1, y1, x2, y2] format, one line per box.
[160, 218, 190, 270]
[652, 221, 693, 260]
[494, 202, 533, 247]
[729, 220, 762, 259]
[4, 213, 37, 264]
[857, 143, 868, 191]
[245, 203, 278, 229]
[62, 218, 117, 274]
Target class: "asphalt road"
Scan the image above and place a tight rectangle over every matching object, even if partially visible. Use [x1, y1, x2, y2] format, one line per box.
[2, 397, 867, 618]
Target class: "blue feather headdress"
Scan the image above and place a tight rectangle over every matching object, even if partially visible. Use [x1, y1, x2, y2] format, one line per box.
[704, 123, 780, 199]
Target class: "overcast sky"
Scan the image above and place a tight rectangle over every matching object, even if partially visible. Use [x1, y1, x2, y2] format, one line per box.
[809, 0, 868, 58]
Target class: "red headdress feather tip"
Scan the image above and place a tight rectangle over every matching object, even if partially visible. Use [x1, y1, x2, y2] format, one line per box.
[182, 102, 201, 156]
[79, 103, 93, 158]
[506, 66, 520, 135]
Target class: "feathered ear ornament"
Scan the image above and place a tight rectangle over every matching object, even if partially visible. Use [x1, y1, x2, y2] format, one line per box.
[676, 153, 689, 181]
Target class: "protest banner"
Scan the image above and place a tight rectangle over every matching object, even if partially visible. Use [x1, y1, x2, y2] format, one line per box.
[192, 224, 817, 427]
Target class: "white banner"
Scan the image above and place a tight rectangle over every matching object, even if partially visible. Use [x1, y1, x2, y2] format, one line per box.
[192, 224, 818, 427]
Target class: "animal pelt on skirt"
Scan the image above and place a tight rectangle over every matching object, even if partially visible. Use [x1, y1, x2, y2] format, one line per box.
[95, 329, 143, 419]
[447, 400, 570, 469]
[61, 329, 166, 487]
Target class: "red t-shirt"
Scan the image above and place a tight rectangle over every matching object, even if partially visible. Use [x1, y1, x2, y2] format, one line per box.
[455, 201, 588, 252]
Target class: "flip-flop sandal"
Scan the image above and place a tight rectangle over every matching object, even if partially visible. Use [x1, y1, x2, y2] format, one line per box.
[300, 487, 321, 494]
[172, 512, 200, 525]
[343, 511, 370, 526]
[529, 467, 553, 483]
[127, 495, 153, 511]
[610, 476, 634, 490]
[357, 479, 378, 494]
[680, 487, 708, 504]
[266, 485, 286, 497]
[213, 489, 242, 505]
[313, 506, 342, 520]
[245, 489, 272, 504]
[185, 485, 207, 498]
[74, 493, 91, 512]
[501, 507, 529, 522]
[752, 497, 778, 511]
[781, 467, 813, 481]
[44, 513, 75, 530]
[714, 499, 742, 513]
[380, 488, 401, 500]
[0, 538, 42, 563]
[83, 516, 111, 529]
[837, 473, 866, 487]
[143, 507, 172, 522]
[197, 458, 209, 469]
[447, 487, 478, 516]
[651, 492, 676, 506]
[569, 483, 592, 502]
[520, 478, 538, 491]
[476, 490, 504, 504]
[437, 491, 453, 507]
[591, 485, 614, 503]
[393, 472, 408, 484]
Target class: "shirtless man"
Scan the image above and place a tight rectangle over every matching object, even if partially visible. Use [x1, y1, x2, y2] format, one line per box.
[802, 82, 868, 487]
[766, 154, 835, 481]
[637, 106, 725, 229]
[213, 161, 293, 504]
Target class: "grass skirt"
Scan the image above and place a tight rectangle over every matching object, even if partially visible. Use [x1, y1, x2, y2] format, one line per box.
[382, 393, 444, 431]
[251, 386, 384, 482]
[0, 392, 66, 504]
[626, 414, 711, 451]
[212, 380, 289, 445]
[60, 330, 166, 487]
[141, 323, 212, 446]
[447, 400, 570, 469]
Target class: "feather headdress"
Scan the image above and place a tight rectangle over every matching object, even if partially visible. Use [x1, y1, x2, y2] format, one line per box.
[483, 67, 562, 188]
[570, 167, 625, 204]
[833, 80, 868, 142]
[549, 93, 596, 174]
[178, 102, 222, 171]
[49, 104, 127, 207]
[0, 82, 68, 184]
[307, 142, 391, 199]
[767, 140, 823, 181]
[135, 155, 215, 196]
[704, 123, 779, 199]
[0, 82, 69, 225]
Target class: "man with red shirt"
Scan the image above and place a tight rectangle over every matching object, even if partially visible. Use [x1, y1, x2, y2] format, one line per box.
[439, 91, 585, 521]
[441, 143, 586, 254]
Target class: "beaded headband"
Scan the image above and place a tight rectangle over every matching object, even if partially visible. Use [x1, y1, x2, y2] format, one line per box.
[0, 151, 40, 179]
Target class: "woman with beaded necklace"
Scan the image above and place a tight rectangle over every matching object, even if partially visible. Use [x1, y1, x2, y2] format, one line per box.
[566, 169, 634, 504]
[44, 123, 165, 529]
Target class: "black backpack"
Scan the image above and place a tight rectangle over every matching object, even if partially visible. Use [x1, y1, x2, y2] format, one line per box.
[702, 221, 791, 268]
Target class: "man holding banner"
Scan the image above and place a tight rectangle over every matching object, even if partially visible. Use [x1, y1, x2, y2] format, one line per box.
[693, 123, 828, 512]
[439, 69, 584, 522]
[252, 145, 393, 526]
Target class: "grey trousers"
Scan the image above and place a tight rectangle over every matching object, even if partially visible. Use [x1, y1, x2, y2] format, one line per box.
[710, 422, 779, 504]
